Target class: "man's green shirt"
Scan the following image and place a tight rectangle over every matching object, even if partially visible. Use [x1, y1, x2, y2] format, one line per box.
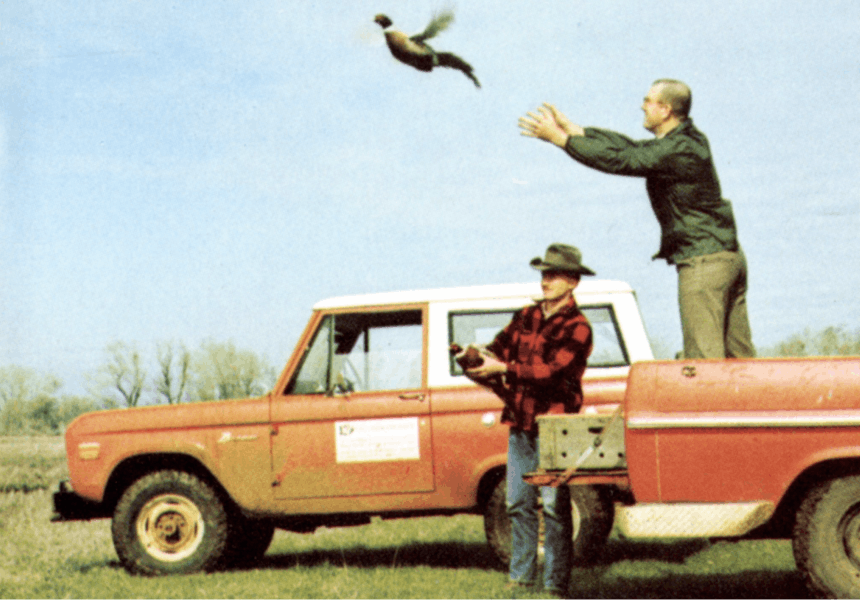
[564, 119, 739, 264]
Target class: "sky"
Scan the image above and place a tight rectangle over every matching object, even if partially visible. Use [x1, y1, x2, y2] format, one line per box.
[1, 1, 858, 397]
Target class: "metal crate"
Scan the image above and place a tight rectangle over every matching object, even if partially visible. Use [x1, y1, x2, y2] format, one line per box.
[537, 413, 627, 471]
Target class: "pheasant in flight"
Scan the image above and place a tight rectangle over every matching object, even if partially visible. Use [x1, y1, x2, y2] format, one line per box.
[374, 11, 481, 88]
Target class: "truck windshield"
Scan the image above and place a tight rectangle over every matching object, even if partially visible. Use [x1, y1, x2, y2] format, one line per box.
[287, 311, 423, 394]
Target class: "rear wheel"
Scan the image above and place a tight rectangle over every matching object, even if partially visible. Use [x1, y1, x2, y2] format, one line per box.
[484, 477, 613, 568]
[793, 475, 860, 598]
[111, 470, 230, 575]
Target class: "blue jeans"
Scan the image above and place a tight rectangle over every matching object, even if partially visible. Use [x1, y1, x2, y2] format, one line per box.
[507, 428, 572, 591]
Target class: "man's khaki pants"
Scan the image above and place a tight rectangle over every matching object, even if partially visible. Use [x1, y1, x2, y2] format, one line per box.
[676, 250, 755, 359]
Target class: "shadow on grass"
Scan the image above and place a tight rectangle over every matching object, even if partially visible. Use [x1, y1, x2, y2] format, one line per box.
[569, 539, 810, 599]
[588, 538, 713, 566]
[254, 535, 714, 573]
[569, 568, 809, 599]
[83, 539, 811, 598]
[72, 542, 502, 575]
[259, 540, 502, 571]
[254, 538, 809, 598]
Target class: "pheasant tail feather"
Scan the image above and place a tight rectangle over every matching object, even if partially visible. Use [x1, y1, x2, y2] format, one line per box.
[436, 52, 481, 88]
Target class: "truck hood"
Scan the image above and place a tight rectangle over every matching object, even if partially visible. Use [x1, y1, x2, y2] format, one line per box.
[66, 395, 271, 437]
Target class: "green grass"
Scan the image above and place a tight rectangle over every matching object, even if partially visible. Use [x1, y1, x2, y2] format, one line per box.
[0, 436, 67, 492]
[0, 437, 811, 598]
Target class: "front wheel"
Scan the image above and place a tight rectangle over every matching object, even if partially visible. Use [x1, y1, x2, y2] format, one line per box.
[793, 475, 860, 598]
[484, 478, 613, 568]
[111, 470, 230, 575]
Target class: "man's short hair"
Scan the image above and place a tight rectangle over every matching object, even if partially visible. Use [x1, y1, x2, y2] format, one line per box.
[653, 79, 692, 119]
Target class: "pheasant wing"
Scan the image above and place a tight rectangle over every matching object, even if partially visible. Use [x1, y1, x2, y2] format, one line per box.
[411, 9, 454, 42]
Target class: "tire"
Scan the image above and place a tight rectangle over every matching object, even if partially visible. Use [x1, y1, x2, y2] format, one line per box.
[111, 470, 230, 576]
[224, 515, 276, 567]
[793, 475, 860, 599]
[484, 477, 613, 568]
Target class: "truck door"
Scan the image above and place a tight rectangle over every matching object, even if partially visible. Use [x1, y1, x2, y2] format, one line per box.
[270, 309, 434, 499]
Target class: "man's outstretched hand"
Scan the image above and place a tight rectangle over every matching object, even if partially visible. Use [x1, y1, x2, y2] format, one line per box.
[518, 103, 584, 147]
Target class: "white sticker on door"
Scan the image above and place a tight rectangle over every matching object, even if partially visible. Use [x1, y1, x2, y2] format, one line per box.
[335, 417, 421, 463]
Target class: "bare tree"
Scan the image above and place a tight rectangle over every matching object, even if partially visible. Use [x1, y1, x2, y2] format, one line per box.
[192, 339, 276, 401]
[155, 342, 191, 404]
[89, 342, 147, 408]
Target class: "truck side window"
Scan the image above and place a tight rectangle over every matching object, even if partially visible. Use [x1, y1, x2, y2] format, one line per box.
[287, 311, 423, 394]
[448, 311, 514, 376]
[581, 306, 628, 367]
[448, 305, 628, 376]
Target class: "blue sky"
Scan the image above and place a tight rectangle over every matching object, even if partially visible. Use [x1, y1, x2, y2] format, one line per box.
[1, 1, 859, 395]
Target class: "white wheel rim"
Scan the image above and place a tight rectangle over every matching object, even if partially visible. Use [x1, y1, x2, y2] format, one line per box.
[136, 494, 205, 562]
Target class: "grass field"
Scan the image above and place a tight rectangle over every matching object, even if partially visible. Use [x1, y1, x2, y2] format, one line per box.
[0, 436, 812, 598]
[0, 435, 68, 493]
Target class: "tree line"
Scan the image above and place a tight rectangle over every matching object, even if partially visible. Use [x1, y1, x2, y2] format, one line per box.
[0, 339, 277, 435]
[2, 326, 859, 435]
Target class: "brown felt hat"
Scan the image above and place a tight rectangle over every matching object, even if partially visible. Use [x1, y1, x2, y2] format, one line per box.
[530, 243, 595, 276]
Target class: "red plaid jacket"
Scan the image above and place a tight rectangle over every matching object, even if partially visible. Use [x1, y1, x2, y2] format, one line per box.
[486, 297, 593, 432]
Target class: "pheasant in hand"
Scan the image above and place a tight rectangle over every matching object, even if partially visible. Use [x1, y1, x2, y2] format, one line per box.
[374, 11, 481, 88]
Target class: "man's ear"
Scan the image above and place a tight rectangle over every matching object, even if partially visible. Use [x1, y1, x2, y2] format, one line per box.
[660, 102, 674, 121]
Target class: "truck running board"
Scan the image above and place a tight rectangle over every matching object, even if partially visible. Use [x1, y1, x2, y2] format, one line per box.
[615, 501, 775, 538]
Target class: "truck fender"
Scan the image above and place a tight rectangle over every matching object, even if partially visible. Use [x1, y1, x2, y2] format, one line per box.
[783, 446, 860, 501]
[101, 441, 222, 509]
[762, 449, 860, 538]
[471, 454, 508, 507]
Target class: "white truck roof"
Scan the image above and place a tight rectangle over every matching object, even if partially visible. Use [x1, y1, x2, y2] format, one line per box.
[313, 280, 634, 310]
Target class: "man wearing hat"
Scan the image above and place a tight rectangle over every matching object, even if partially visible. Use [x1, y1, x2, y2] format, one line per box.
[467, 243, 594, 596]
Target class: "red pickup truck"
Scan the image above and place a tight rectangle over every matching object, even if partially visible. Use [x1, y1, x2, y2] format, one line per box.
[531, 357, 860, 598]
[52, 280, 652, 575]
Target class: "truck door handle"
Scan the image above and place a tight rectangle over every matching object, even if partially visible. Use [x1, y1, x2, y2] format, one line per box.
[399, 393, 425, 401]
[682, 365, 697, 378]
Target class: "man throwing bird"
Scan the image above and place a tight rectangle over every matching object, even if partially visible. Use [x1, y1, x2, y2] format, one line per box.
[518, 80, 754, 359]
